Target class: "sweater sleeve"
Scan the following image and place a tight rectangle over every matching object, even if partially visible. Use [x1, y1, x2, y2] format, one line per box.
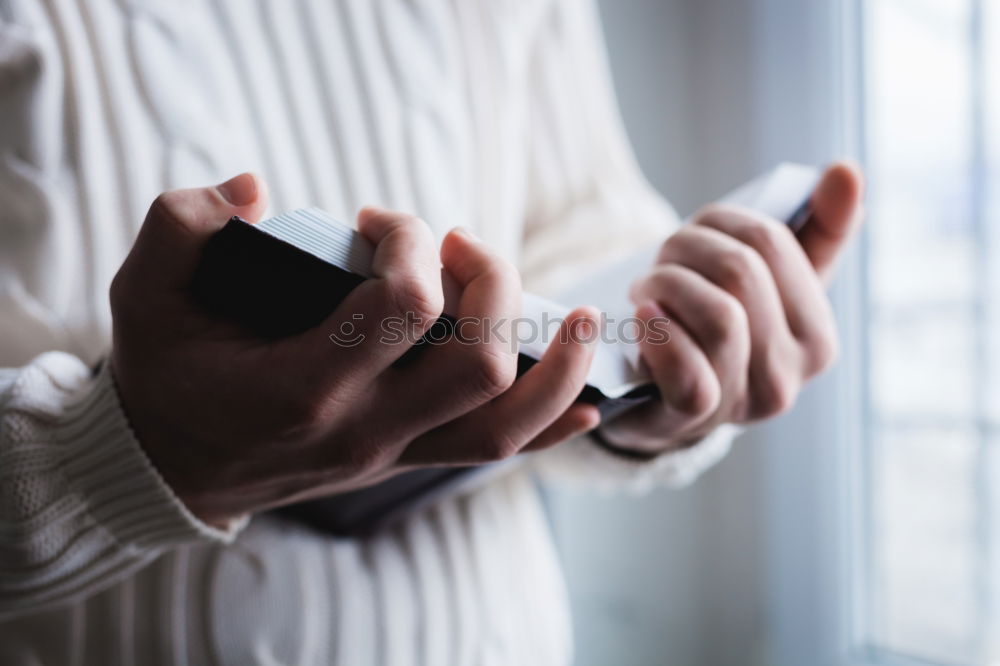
[0, 12, 245, 619]
[520, 0, 740, 490]
[0, 352, 244, 619]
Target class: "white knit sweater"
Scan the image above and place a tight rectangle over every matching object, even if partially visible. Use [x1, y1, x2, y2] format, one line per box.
[0, 1, 735, 663]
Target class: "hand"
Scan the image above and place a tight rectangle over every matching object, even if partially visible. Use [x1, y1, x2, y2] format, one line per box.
[598, 162, 865, 454]
[111, 173, 600, 525]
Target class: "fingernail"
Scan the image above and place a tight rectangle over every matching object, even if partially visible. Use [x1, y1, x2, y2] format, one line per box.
[572, 314, 598, 344]
[216, 173, 258, 206]
[452, 226, 482, 242]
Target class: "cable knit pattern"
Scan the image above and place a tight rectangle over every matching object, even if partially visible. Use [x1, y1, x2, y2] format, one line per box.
[0, 0, 738, 663]
[0, 354, 242, 620]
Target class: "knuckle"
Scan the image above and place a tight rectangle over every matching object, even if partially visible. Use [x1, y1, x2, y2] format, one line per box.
[148, 191, 186, 227]
[382, 210, 422, 228]
[477, 256, 522, 295]
[364, 207, 415, 232]
[716, 245, 759, 294]
[702, 295, 747, 347]
[389, 211, 420, 225]
[649, 264, 684, 292]
[385, 275, 444, 323]
[742, 218, 788, 257]
[657, 231, 690, 263]
[674, 371, 721, 419]
[752, 368, 798, 419]
[391, 217, 433, 249]
[384, 214, 432, 247]
[805, 328, 839, 377]
[470, 349, 516, 399]
[692, 203, 730, 227]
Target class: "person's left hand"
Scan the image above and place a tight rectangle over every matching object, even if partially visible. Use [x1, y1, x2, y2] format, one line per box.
[597, 162, 865, 455]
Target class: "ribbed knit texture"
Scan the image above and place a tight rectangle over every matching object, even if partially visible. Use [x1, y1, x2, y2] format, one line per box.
[0, 1, 734, 663]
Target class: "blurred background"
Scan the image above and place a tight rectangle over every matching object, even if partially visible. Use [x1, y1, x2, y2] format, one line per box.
[547, 0, 1000, 664]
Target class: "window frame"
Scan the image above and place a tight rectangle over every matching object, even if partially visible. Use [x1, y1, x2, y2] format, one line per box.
[744, 0, 874, 664]
[761, 1, 994, 664]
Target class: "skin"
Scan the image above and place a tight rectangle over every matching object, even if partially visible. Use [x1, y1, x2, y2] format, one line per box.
[598, 161, 865, 453]
[112, 163, 863, 525]
[111, 173, 602, 526]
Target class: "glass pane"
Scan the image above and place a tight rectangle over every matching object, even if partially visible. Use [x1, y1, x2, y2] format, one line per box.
[870, 427, 979, 663]
[986, 0, 1000, 420]
[988, 0, 1000, 227]
[987, 441, 1000, 661]
[871, 308, 974, 421]
[987, 0, 1000, 654]
[866, 0, 973, 310]
[861, 0, 999, 663]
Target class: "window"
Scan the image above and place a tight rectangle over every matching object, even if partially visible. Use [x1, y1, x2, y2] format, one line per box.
[860, 0, 1000, 662]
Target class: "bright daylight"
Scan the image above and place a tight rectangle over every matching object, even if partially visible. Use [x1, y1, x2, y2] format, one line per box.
[0, 1, 996, 665]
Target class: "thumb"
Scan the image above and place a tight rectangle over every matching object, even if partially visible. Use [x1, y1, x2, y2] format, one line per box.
[797, 161, 865, 282]
[125, 173, 269, 289]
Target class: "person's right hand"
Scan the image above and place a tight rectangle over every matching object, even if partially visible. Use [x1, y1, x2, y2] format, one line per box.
[110, 174, 600, 526]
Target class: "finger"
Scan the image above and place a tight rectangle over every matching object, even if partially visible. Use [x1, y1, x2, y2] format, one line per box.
[124, 173, 269, 290]
[359, 206, 445, 294]
[398, 308, 599, 466]
[693, 205, 838, 374]
[797, 160, 865, 281]
[289, 207, 446, 387]
[520, 404, 601, 453]
[657, 225, 793, 351]
[631, 264, 750, 415]
[657, 227, 807, 417]
[628, 300, 721, 437]
[376, 227, 523, 435]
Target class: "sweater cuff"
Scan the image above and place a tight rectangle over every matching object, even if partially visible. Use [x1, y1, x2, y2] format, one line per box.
[532, 421, 742, 493]
[57, 357, 246, 547]
[584, 424, 742, 492]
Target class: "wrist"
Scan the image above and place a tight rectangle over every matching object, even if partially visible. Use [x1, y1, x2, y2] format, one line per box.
[108, 354, 247, 528]
[93, 356, 247, 542]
